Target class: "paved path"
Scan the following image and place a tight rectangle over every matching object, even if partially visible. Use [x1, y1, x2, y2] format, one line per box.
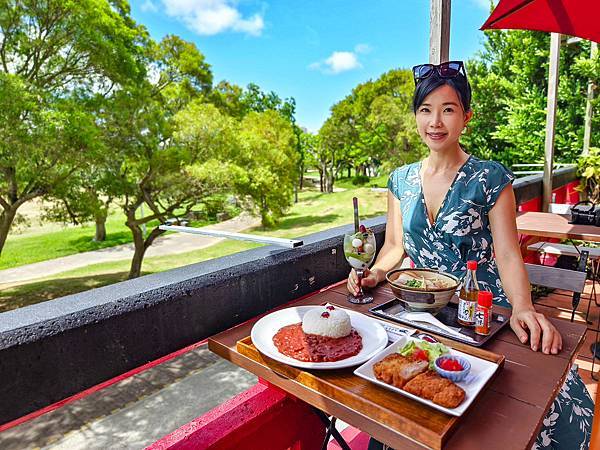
[0, 213, 260, 286]
[0, 345, 257, 450]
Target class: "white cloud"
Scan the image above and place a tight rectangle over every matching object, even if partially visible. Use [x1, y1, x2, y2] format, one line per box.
[354, 43, 371, 54]
[161, 0, 264, 36]
[309, 50, 363, 74]
[141, 0, 159, 13]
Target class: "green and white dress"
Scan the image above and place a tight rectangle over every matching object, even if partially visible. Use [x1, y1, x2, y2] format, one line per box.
[385, 156, 594, 450]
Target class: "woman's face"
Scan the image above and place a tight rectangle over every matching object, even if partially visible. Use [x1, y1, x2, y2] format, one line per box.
[415, 84, 472, 154]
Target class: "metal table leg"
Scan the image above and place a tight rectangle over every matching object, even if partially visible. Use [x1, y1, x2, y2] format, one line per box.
[589, 258, 600, 381]
[312, 408, 352, 450]
[590, 324, 600, 382]
[571, 249, 589, 322]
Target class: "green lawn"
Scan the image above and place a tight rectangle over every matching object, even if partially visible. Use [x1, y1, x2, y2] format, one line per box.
[0, 239, 261, 311]
[0, 186, 387, 311]
[334, 174, 389, 190]
[0, 209, 217, 270]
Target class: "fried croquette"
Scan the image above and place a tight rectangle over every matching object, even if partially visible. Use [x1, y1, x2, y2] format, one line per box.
[403, 371, 466, 408]
[372, 354, 429, 388]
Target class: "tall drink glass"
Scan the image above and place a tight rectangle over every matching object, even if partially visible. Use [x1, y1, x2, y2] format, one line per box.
[344, 228, 376, 304]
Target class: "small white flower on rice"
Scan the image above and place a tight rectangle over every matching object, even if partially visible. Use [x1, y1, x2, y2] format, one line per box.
[302, 307, 351, 338]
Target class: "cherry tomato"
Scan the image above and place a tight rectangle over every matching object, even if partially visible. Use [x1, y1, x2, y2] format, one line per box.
[413, 349, 429, 362]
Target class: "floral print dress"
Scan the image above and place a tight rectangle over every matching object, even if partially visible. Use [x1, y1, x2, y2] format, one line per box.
[386, 156, 594, 450]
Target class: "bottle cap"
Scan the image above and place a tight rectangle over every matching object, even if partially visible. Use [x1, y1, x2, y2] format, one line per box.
[467, 260, 478, 271]
[478, 291, 493, 307]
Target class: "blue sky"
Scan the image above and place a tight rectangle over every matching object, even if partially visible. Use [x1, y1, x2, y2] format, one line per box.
[131, 1, 494, 132]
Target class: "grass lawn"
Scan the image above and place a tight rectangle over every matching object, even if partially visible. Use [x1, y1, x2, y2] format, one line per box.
[334, 174, 389, 190]
[0, 186, 387, 311]
[0, 209, 217, 271]
[0, 239, 261, 312]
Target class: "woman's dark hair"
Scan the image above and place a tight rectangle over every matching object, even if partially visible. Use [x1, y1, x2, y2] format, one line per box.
[412, 72, 472, 113]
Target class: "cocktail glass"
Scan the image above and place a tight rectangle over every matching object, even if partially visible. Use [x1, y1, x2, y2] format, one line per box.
[344, 229, 376, 304]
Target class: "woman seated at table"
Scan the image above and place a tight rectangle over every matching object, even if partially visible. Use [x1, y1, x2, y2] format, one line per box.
[347, 61, 594, 450]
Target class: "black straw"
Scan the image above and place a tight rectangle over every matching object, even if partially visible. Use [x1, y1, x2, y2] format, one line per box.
[353, 197, 359, 233]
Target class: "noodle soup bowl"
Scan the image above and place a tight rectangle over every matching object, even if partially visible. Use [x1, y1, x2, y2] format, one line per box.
[386, 268, 460, 314]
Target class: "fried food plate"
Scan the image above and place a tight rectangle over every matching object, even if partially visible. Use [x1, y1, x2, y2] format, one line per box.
[353, 336, 500, 416]
[251, 306, 388, 369]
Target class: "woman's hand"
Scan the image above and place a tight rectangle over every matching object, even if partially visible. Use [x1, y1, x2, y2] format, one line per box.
[510, 306, 562, 354]
[347, 268, 381, 295]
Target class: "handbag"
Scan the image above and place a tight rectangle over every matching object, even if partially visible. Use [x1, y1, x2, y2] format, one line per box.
[569, 201, 600, 226]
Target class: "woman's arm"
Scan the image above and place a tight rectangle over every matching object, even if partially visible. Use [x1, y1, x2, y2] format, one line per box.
[347, 191, 406, 294]
[489, 185, 562, 354]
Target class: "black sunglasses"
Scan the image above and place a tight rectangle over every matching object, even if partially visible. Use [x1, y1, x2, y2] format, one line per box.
[412, 61, 466, 85]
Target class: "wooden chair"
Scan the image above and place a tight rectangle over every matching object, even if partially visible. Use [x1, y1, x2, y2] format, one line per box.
[524, 262, 588, 322]
[527, 242, 600, 319]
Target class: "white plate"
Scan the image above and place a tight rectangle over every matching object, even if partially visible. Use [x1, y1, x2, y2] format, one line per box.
[353, 336, 501, 416]
[251, 306, 388, 369]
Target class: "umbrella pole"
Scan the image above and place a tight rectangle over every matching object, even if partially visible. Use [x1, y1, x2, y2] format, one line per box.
[542, 33, 561, 212]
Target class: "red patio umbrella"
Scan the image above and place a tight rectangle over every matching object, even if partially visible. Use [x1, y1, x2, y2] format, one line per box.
[481, 0, 600, 44]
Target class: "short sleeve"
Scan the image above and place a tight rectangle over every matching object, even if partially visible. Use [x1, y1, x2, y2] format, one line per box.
[387, 167, 405, 201]
[484, 161, 515, 210]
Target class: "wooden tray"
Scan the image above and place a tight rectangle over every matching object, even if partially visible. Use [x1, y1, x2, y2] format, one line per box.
[236, 334, 505, 450]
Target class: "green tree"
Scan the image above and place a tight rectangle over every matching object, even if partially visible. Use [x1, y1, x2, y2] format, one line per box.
[93, 36, 215, 278]
[235, 111, 298, 227]
[0, 0, 145, 255]
[317, 68, 423, 190]
[464, 30, 599, 167]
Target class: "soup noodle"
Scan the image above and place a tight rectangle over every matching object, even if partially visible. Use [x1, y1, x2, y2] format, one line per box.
[395, 271, 455, 290]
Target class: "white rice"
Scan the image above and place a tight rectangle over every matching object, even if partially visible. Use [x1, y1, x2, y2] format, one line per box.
[301, 306, 352, 338]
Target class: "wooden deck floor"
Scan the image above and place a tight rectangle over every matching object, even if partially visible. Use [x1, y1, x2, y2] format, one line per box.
[534, 279, 600, 400]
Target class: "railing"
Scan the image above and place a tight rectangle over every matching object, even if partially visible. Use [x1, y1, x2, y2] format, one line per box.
[0, 166, 578, 425]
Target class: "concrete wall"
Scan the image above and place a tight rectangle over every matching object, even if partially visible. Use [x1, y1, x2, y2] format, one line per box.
[0, 167, 577, 424]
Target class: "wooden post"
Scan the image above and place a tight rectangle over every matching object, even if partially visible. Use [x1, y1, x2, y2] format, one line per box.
[583, 42, 598, 156]
[429, 0, 451, 64]
[542, 33, 561, 212]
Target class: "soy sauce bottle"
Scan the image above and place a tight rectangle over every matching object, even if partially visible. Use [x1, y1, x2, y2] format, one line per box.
[458, 260, 479, 326]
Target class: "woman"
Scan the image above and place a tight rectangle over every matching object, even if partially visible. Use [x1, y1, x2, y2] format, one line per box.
[348, 61, 594, 450]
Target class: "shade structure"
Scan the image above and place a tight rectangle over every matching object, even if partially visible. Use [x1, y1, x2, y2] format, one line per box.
[481, 0, 600, 44]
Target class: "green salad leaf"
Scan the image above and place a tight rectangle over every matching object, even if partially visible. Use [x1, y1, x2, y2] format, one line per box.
[398, 340, 449, 369]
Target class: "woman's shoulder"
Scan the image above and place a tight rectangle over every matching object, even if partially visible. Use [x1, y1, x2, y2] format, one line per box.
[389, 161, 420, 180]
[388, 161, 421, 198]
[465, 156, 514, 180]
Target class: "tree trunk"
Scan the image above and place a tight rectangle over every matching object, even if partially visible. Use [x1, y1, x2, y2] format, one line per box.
[319, 169, 324, 192]
[93, 212, 107, 242]
[327, 173, 334, 193]
[0, 206, 17, 256]
[127, 221, 146, 279]
[298, 163, 304, 190]
[127, 222, 165, 279]
[129, 242, 146, 279]
[347, 167, 351, 178]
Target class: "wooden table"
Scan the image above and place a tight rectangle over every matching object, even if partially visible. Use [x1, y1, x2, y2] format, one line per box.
[516, 211, 600, 242]
[208, 282, 586, 450]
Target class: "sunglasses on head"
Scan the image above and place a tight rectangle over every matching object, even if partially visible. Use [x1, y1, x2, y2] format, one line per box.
[412, 61, 466, 85]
